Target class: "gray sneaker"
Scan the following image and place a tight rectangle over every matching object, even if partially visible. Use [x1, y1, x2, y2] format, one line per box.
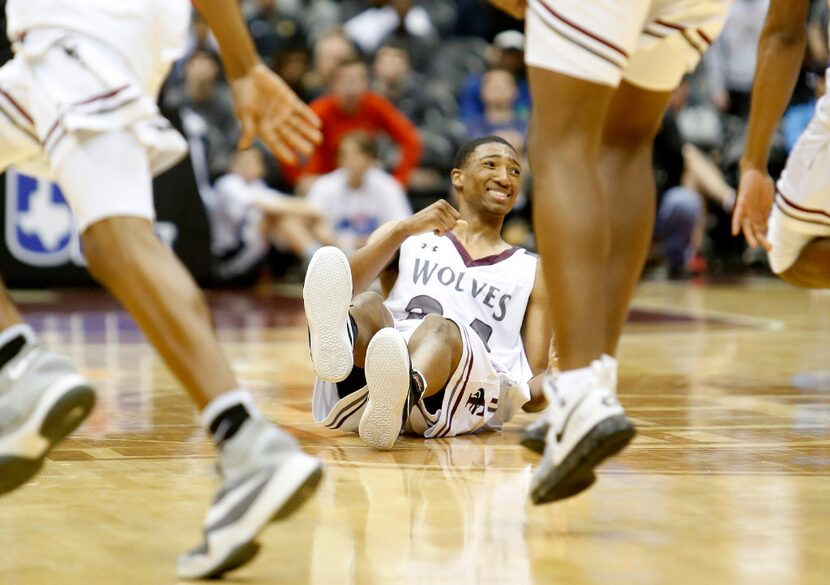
[177, 417, 323, 580]
[0, 340, 96, 496]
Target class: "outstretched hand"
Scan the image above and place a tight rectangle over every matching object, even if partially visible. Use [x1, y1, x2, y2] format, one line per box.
[732, 168, 775, 251]
[231, 64, 322, 164]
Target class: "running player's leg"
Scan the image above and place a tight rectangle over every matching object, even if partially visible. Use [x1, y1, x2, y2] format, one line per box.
[527, 70, 614, 369]
[599, 81, 673, 355]
[55, 129, 321, 579]
[0, 59, 97, 497]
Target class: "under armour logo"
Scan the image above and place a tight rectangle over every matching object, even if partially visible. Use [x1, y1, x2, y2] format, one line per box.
[420, 243, 439, 252]
[465, 388, 486, 417]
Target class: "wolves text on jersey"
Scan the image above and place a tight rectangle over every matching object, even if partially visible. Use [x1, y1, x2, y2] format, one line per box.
[412, 257, 512, 322]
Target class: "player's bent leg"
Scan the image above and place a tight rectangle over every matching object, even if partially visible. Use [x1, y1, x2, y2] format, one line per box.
[350, 291, 394, 368]
[527, 67, 615, 371]
[599, 81, 673, 355]
[779, 239, 830, 288]
[407, 314, 463, 397]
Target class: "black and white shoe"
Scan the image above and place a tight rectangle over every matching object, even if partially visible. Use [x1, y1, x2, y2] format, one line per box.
[177, 418, 323, 580]
[358, 328, 423, 450]
[303, 247, 355, 383]
[530, 355, 634, 505]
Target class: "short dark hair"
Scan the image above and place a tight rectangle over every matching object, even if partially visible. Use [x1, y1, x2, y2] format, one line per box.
[452, 135, 517, 170]
[338, 131, 378, 159]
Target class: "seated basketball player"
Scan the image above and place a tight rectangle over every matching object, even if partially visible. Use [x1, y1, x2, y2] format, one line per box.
[303, 136, 552, 449]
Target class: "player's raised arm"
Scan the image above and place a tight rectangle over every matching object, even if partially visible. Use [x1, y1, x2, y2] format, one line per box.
[192, 0, 322, 164]
[733, 0, 810, 250]
[349, 200, 465, 294]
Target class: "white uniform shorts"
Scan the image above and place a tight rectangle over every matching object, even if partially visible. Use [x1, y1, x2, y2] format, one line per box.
[767, 111, 830, 274]
[0, 28, 187, 232]
[525, 0, 726, 91]
[311, 318, 531, 438]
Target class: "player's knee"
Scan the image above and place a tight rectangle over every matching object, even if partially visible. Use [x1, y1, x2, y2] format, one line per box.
[351, 291, 388, 327]
[415, 314, 459, 346]
[779, 259, 828, 289]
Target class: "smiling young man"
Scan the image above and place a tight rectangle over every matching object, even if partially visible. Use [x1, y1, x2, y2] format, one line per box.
[303, 136, 552, 449]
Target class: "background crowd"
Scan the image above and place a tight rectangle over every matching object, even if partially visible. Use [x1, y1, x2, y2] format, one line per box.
[8, 0, 830, 285]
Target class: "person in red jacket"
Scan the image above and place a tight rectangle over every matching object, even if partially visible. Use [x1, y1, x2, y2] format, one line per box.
[290, 55, 422, 192]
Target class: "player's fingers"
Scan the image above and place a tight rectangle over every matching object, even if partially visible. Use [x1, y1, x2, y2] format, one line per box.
[293, 100, 322, 129]
[757, 230, 773, 252]
[261, 126, 297, 165]
[455, 219, 468, 230]
[742, 218, 758, 249]
[290, 113, 323, 146]
[731, 205, 742, 236]
[277, 121, 315, 157]
[238, 112, 256, 150]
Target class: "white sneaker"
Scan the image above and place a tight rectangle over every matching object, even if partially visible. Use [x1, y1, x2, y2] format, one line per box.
[177, 418, 323, 579]
[529, 355, 634, 505]
[303, 246, 355, 383]
[358, 328, 423, 451]
[0, 338, 96, 496]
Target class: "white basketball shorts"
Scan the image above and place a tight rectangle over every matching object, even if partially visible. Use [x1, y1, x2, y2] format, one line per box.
[767, 109, 830, 274]
[525, 0, 726, 91]
[0, 29, 187, 232]
[312, 318, 531, 438]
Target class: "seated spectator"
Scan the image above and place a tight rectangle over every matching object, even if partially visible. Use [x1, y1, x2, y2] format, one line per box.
[246, 0, 306, 65]
[306, 29, 359, 100]
[306, 132, 412, 252]
[465, 67, 528, 153]
[344, 0, 436, 57]
[458, 30, 531, 122]
[371, 39, 434, 126]
[210, 148, 336, 281]
[272, 42, 317, 104]
[164, 50, 239, 178]
[289, 56, 422, 191]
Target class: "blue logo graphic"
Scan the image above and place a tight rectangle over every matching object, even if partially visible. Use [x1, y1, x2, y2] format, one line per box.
[5, 169, 80, 266]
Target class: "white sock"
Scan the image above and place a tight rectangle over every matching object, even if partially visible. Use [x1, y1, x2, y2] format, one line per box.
[200, 389, 258, 433]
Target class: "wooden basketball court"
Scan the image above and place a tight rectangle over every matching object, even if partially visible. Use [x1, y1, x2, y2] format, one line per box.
[1, 279, 828, 584]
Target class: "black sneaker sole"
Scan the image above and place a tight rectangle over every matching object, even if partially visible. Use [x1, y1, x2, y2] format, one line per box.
[0, 384, 96, 496]
[531, 415, 635, 505]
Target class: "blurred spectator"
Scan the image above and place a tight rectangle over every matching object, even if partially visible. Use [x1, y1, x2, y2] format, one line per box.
[705, 0, 769, 118]
[210, 148, 336, 281]
[307, 29, 359, 100]
[246, 0, 306, 65]
[164, 50, 239, 177]
[273, 43, 316, 103]
[344, 0, 436, 56]
[458, 30, 530, 122]
[465, 67, 528, 154]
[371, 39, 435, 125]
[306, 132, 412, 252]
[292, 56, 422, 190]
[652, 88, 738, 279]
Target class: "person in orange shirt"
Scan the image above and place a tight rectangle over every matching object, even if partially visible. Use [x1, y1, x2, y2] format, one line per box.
[289, 55, 422, 192]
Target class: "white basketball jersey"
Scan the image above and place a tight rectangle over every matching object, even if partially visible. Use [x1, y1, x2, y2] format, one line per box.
[384, 232, 538, 384]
